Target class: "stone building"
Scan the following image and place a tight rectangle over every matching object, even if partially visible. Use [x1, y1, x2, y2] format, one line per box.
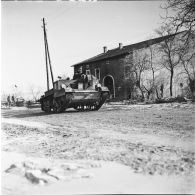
[72, 32, 194, 100]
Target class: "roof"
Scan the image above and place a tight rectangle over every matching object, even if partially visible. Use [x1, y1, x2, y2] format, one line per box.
[71, 32, 182, 67]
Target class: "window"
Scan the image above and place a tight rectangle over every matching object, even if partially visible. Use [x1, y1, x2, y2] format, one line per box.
[95, 68, 100, 80]
[106, 60, 110, 65]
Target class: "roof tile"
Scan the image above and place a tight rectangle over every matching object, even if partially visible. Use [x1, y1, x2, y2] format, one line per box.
[72, 32, 181, 66]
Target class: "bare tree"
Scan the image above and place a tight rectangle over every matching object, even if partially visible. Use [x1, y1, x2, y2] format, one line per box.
[132, 46, 163, 100]
[132, 50, 150, 100]
[140, 49, 156, 100]
[160, 0, 195, 97]
[162, 0, 195, 40]
[156, 25, 184, 97]
[29, 85, 43, 102]
[142, 78, 154, 100]
[179, 41, 195, 97]
[144, 46, 162, 100]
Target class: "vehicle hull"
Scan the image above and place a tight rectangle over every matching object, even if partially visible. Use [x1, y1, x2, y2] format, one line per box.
[40, 88, 109, 113]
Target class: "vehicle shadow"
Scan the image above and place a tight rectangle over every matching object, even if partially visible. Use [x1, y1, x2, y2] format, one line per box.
[1, 108, 91, 119]
[1, 110, 50, 119]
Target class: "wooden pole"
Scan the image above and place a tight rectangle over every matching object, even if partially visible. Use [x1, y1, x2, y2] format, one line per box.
[43, 19, 54, 86]
[45, 36, 54, 86]
[42, 18, 49, 91]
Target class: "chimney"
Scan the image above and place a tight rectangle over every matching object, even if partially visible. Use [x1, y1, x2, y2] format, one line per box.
[103, 46, 107, 53]
[119, 43, 123, 49]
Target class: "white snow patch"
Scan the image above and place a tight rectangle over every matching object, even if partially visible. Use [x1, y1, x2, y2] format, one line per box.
[1, 118, 49, 129]
[2, 152, 195, 195]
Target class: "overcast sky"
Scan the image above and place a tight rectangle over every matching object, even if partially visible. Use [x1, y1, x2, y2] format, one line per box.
[1, 1, 165, 96]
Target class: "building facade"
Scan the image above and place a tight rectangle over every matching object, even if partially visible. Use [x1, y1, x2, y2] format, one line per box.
[72, 32, 194, 100]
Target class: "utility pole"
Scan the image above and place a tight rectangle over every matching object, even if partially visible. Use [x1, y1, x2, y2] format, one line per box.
[45, 31, 54, 85]
[42, 18, 54, 90]
[42, 18, 50, 91]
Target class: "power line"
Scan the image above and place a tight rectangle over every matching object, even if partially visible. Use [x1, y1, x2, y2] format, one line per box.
[48, 6, 74, 24]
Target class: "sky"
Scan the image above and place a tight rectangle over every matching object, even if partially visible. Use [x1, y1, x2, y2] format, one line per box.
[1, 0, 166, 98]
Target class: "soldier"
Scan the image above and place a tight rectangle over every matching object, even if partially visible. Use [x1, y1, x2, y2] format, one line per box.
[87, 73, 93, 87]
[73, 69, 82, 80]
[81, 72, 89, 89]
[7, 95, 11, 107]
[84, 74, 88, 89]
[11, 95, 15, 106]
[73, 69, 82, 89]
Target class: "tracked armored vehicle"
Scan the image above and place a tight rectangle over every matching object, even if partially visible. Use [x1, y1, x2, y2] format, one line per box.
[40, 18, 109, 113]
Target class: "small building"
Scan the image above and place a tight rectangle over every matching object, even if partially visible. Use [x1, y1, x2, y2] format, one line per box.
[71, 32, 192, 100]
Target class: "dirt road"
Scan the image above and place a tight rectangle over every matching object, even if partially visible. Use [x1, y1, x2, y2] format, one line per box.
[1, 103, 195, 194]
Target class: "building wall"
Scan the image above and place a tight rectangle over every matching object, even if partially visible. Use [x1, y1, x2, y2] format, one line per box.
[131, 33, 195, 99]
[73, 32, 195, 100]
[74, 54, 134, 100]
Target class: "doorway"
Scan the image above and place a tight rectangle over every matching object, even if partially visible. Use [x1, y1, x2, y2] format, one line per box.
[103, 75, 115, 98]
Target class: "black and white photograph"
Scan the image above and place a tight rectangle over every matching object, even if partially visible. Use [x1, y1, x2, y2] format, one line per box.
[1, 0, 195, 194]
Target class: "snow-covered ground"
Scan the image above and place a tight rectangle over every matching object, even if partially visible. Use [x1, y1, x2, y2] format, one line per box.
[2, 152, 195, 194]
[1, 103, 195, 194]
